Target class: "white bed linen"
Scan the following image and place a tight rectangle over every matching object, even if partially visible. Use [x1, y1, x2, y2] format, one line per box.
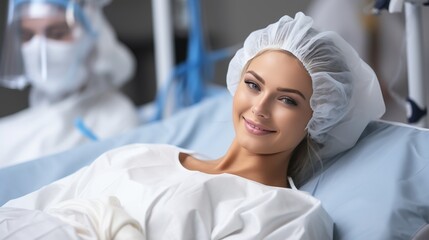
[1, 144, 333, 239]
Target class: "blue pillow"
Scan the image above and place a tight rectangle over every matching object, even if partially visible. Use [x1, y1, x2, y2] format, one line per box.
[301, 121, 429, 239]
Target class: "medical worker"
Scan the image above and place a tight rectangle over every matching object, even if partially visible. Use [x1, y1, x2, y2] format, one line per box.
[0, 12, 385, 239]
[0, 0, 139, 167]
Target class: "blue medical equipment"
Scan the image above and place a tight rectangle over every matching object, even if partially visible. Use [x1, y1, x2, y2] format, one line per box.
[151, 0, 237, 121]
[74, 117, 99, 141]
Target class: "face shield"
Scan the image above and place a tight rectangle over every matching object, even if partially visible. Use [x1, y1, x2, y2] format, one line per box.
[0, 0, 96, 95]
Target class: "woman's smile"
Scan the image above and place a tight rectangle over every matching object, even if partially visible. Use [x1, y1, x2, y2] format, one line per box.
[243, 117, 277, 135]
[232, 50, 312, 154]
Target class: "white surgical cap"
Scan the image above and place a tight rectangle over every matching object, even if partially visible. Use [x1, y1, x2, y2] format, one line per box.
[226, 12, 385, 158]
[79, 0, 135, 89]
[90, 9, 136, 88]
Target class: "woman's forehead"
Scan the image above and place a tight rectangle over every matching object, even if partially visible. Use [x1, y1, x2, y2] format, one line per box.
[245, 51, 313, 95]
[247, 51, 309, 79]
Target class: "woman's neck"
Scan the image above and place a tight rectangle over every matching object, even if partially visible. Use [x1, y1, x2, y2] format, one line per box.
[218, 140, 292, 187]
[181, 140, 292, 188]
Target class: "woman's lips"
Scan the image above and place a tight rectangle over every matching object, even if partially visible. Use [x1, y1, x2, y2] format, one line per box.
[243, 117, 276, 135]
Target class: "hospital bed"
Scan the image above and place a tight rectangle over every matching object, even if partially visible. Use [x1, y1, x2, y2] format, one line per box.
[1, 88, 428, 240]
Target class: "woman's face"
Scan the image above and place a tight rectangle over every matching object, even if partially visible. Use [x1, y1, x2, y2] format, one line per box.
[233, 50, 313, 155]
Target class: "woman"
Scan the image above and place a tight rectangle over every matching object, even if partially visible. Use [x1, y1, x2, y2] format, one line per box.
[0, 0, 139, 167]
[0, 12, 385, 239]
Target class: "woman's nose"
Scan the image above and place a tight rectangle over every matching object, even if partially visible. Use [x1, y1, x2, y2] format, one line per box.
[252, 97, 270, 118]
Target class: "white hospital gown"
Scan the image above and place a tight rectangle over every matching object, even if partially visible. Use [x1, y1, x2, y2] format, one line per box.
[1, 144, 333, 239]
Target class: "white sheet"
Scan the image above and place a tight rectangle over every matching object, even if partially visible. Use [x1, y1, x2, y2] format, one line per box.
[2, 144, 333, 239]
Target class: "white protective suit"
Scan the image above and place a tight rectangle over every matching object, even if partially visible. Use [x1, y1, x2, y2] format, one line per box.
[0, 90, 138, 168]
[0, 0, 139, 167]
[0, 144, 333, 239]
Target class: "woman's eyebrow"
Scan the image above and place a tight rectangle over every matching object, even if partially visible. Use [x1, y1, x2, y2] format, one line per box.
[247, 70, 265, 84]
[277, 87, 306, 100]
[247, 70, 306, 100]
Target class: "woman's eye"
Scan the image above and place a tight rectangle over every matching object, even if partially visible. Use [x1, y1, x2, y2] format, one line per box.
[280, 97, 298, 106]
[244, 80, 260, 91]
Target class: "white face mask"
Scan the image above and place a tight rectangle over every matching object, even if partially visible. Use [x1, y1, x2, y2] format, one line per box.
[21, 35, 89, 98]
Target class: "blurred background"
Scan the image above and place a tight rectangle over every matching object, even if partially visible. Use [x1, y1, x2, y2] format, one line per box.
[1, 0, 428, 124]
[0, 0, 312, 117]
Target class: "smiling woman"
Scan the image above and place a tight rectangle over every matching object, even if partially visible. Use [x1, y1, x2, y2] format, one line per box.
[0, 12, 385, 239]
[231, 49, 313, 183]
[181, 49, 314, 189]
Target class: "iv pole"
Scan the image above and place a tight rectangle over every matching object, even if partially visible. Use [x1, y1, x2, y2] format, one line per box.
[404, 1, 427, 127]
[373, 0, 428, 127]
